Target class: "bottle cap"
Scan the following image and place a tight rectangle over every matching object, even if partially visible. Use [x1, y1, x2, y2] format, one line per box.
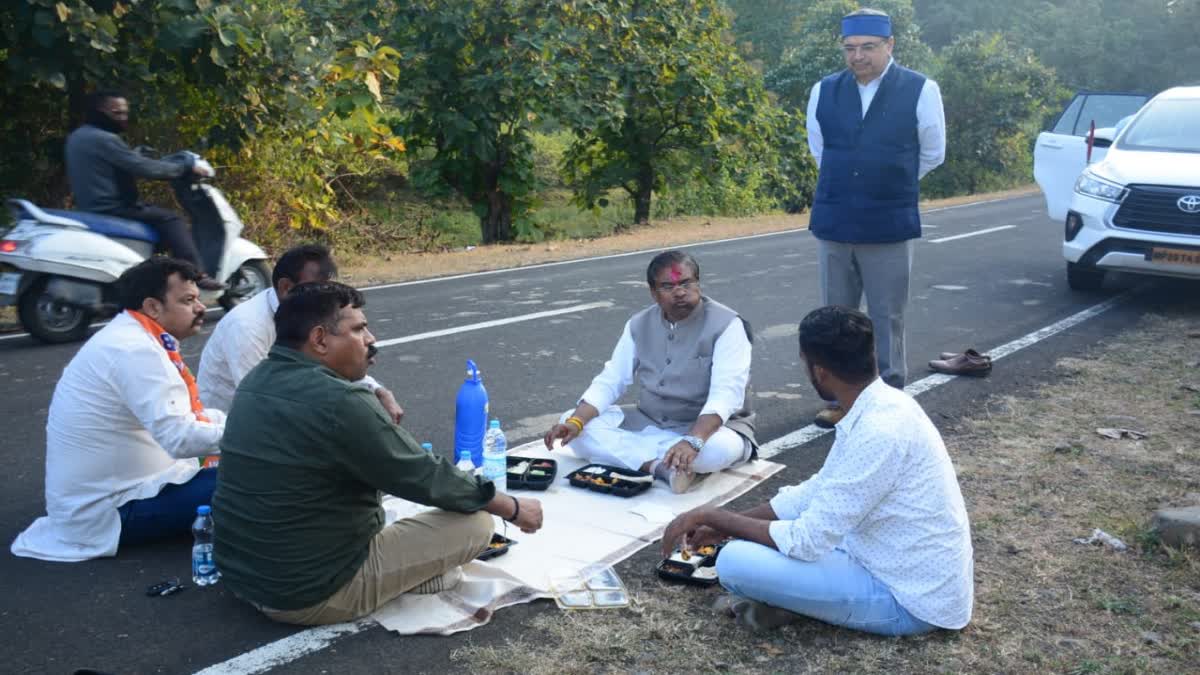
[489, 419, 500, 429]
[197, 505, 211, 515]
[421, 442, 433, 452]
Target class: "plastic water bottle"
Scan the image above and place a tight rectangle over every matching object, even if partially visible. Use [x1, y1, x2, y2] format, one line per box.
[454, 359, 489, 467]
[455, 451, 476, 474]
[191, 505, 220, 586]
[482, 419, 508, 493]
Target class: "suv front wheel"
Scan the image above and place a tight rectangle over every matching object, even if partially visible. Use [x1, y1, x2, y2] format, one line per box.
[1066, 261, 1106, 291]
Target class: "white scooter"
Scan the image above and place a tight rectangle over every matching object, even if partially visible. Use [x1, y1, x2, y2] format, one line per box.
[0, 151, 270, 343]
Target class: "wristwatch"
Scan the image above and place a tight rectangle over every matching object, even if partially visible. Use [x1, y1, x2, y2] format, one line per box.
[680, 435, 705, 452]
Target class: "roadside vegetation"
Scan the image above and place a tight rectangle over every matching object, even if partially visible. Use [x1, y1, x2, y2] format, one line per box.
[2, 0, 1194, 255]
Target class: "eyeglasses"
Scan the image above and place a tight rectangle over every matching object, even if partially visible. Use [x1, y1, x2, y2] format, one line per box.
[655, 279, 697, 293]
[842, 40, 887, 56]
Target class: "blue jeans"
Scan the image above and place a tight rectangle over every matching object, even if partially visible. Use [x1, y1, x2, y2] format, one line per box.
[716, 540, 936, 637]
[117, 468, 217, 546]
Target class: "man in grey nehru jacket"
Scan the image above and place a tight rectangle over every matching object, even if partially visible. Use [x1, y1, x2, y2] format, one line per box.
[544, 251, 756, 494]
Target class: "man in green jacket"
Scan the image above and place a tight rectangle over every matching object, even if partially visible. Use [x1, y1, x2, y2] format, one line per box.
[212, 282, 543, 625]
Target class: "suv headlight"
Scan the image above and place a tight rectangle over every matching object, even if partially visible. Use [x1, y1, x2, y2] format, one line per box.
[1074, 171, 1128, 203]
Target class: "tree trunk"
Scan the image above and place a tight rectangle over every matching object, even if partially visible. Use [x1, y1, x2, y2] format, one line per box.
[480, 188, 514, 243]
[633, 164, 654, 225]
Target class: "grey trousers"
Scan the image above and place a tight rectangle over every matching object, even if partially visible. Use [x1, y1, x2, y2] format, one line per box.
[816, 239, 913, 389]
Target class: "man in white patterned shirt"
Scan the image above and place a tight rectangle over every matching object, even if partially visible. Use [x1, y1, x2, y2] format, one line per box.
[661, 305, 973, 635]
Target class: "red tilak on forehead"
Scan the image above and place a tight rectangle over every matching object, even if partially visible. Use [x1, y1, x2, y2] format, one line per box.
[669, 264, 682, 282]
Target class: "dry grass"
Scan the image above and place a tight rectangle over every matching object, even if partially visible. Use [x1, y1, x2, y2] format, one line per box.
[451, 314, 1200, 674]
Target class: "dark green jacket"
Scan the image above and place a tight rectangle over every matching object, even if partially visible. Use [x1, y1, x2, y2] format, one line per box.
[212, 346, 493, 611]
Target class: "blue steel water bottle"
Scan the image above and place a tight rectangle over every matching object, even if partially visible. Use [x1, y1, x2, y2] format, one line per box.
[454, 359, 489, 467]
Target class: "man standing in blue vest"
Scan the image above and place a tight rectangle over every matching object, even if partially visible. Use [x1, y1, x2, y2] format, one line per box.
[806, 8, 945, 428]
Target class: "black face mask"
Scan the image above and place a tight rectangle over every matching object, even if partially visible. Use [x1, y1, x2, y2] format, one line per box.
[85, 108, 128, 134]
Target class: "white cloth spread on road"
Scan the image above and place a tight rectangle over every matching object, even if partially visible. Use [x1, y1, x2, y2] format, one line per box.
[369, 442, 783, 635]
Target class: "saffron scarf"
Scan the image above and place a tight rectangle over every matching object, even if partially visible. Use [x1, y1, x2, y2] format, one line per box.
[126, 310, 219, 468]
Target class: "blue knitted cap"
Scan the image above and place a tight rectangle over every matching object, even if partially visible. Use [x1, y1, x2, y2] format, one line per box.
[841, 13, 892, 38]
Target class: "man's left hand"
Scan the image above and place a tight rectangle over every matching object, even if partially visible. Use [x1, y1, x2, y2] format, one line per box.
[661, 508, 710, 557]
[663, 440, 699, 473]
[375, 387, 404, 424]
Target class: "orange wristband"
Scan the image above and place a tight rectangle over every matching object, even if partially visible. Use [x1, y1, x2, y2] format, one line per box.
[565, 416, 585, 433]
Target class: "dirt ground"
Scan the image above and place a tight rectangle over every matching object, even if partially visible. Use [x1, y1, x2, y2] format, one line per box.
[451, 312, 1200, 674]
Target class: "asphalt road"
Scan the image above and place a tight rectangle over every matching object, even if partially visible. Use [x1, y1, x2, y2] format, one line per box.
[0, 194, 1179, 674]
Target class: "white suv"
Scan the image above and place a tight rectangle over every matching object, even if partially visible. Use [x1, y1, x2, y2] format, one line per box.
[1035, 86, 1200, 290]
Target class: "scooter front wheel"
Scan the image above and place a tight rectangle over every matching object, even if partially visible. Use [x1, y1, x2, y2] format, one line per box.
[18, 277, 94, 344]
[218, 259, 272, 311]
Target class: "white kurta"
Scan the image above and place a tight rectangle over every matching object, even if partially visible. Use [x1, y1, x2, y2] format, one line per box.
[11, 313, 225, 562]
[198, 288, 380, 413]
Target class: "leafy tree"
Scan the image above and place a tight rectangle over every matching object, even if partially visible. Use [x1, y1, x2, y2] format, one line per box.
[389, 0, 597, 243]
[764, 0, 935, 112]
[725, 0, 811, 69]
[922, 32, 1062, 196]
[562, 0, 790, 225]
[0, 0, 399, 228]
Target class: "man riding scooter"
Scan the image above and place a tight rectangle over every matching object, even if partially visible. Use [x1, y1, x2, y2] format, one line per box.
[66, 89, 225, 291]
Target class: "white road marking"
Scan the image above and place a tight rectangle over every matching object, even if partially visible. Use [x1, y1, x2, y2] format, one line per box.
[929, 225, 1016, 243]
[360, 195, 1037, 292]
[372, 301, 613, 348]
[1, 194, 1035, 343]
[192, 287, 1134, 675]
[192, 620, 373, 675]
[759, 288, 1135, 458]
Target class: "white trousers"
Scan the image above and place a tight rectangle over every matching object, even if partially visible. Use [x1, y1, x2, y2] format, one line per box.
[565, 405, 750, 473]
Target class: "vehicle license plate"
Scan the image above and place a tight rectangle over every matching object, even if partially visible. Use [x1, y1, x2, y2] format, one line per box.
[1149, 247, 1200, 266]
[0, 272, 20, 296]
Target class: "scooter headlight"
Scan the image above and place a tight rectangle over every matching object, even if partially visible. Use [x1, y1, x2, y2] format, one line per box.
[1074, 171, 1128, 203]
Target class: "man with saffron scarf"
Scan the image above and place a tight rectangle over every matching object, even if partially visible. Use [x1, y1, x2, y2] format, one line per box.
[11, 258, 225, 562]
[805, 8, 945, 428]
[543, 250, 756, 494]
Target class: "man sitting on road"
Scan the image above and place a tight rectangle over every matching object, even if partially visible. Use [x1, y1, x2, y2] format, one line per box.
[660, 305, 973, 636]
[544, 250, 756, 493]
[197, 243, 403, 421]
[11, 258, 225, 562]
[213, 282, 543, 625]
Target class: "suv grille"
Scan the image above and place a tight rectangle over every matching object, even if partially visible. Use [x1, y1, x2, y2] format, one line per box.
[1113, 185, 1200, 236]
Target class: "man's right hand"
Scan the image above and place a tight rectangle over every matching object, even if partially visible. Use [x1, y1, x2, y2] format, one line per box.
[510, 496, 543, 533]
[543, 423, 580, 450]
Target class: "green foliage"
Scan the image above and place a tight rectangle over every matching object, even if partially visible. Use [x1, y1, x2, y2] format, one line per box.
[388, 0, 597, 244]
[0, 0, 401, 232]
[726, 0, 808, 69]
[914, 0, 1200, 93]
[765, 0, 935, 112]
[561, 0, 800, 225]
[921, 32, 1063, 197]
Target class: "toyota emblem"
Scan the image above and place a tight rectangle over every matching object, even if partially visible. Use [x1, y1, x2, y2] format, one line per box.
[1179, 194, 1200, 214]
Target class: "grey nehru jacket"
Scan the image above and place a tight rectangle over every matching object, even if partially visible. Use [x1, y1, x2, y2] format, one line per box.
[628, 296, 757, 447]
[64, 124, 188, 212]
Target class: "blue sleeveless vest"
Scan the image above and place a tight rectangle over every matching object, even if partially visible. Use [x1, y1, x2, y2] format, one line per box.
[809, 64, 926, 243]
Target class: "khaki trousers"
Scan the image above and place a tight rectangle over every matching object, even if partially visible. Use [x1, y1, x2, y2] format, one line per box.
[261, 509, 494, 626]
